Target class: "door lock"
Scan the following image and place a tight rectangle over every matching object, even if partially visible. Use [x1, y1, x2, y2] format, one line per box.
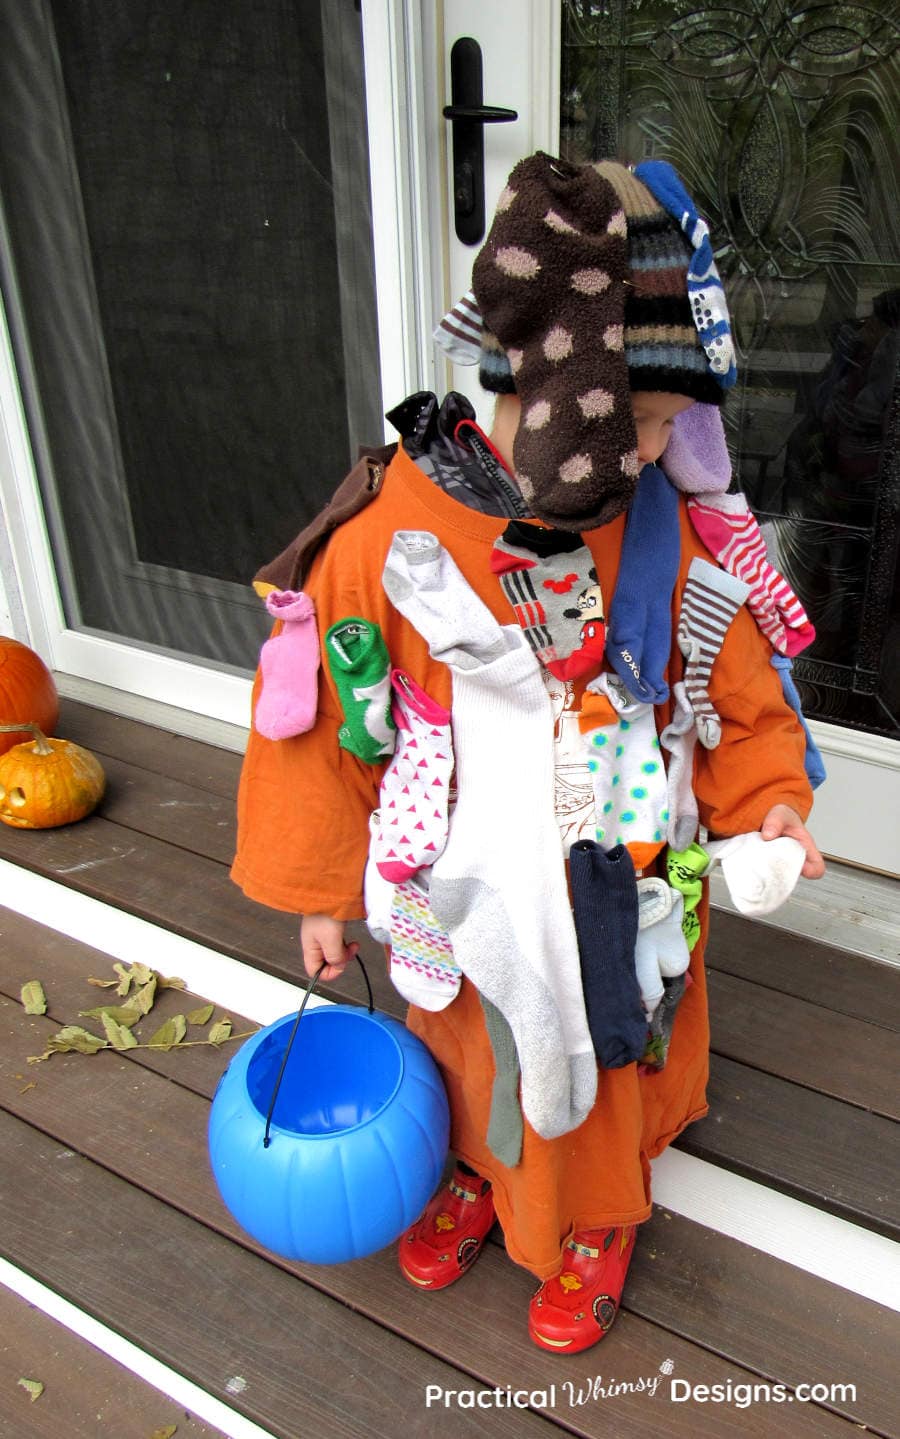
[443, 37, 517, 245]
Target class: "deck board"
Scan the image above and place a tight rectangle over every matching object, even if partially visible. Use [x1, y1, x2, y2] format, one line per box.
[0, 1283, 226, 1439]
[1, 702, 897, 1438]
[0, 1109, 565, 1439]
[2, 899, 897, 1239]
[0, 998, 878, 1438]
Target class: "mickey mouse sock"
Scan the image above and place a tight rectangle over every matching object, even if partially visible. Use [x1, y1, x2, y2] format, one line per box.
[255, 590, 320, 740]
[677, 558, 750, 749]
[569, 840, 648, 1068]
[374, 671, 454, 882]
[491, 521, 606, 681]
[605, 463, 680, 704]
[325, 617, 395, 763]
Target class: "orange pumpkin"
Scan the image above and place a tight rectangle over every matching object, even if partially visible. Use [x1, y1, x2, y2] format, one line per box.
[0, 638, 59, 756]
[0, 723, 105, 829]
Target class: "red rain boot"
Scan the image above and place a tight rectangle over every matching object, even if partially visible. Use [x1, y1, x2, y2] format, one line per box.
[528, 1224, 637, 1353]
[399, 1167, 495, 1290]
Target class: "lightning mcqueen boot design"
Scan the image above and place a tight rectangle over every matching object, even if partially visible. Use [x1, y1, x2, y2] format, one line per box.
[399, 1167, 495, 1290]
[528, 1224, 637, 1352]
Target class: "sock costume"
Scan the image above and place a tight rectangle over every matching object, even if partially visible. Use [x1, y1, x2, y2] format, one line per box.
[605, 462, 680, 704]
[383, 533, 596, 1139]
[677, 557, 750, 749]
[325, 617, 395, 762]
[491, 520, 606, 681]
[255, 589, 320, 740]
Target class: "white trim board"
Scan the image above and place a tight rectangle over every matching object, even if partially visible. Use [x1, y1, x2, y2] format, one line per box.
[0, 1259, 275, 1439]
[1, 861, 897, 1315]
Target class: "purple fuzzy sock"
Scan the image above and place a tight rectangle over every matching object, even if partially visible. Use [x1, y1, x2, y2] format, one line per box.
[662, 403, 731, 494]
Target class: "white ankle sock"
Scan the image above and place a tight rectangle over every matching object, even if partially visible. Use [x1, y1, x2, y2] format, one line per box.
[705, 831, 805, 915]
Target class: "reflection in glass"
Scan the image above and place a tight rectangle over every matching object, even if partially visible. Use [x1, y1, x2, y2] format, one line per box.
[560, 0, 899, 736]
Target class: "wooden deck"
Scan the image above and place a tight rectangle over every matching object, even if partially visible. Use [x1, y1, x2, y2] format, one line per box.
[0, 697, 897, 1438]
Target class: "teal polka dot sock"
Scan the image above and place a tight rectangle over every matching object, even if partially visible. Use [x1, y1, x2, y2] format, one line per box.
[581, 672, 667, 871]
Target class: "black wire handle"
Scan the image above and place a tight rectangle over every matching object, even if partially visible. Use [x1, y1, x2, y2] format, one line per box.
[263, 954, 374, 1149]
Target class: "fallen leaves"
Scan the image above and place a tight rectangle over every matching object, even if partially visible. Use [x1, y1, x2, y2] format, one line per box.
[18, 1377, 44, 1402]
[22, 962, 255, 1063]
[20, 981, 46, 1015]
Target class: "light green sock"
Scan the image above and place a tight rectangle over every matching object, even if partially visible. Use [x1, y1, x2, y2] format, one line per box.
[325, 618, 395, 763]
[666, 842, 708, 951]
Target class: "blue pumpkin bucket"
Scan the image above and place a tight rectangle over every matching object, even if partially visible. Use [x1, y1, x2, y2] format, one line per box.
[208, 959, 450, 1264]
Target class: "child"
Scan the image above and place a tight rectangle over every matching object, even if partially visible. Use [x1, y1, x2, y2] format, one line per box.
[232, 153, 824, 1355]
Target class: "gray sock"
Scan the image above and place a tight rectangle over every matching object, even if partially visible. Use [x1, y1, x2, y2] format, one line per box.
[643, 974, 688, 1070]
[659, 680, 699, 850]
[382, 530, 507, 670]
[479, 996, 523, 1167]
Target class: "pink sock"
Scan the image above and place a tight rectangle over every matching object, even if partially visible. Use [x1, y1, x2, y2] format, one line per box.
[687, 494, 815, 655]
[373, 670, 454, 881]
[254, 590, 320, 740]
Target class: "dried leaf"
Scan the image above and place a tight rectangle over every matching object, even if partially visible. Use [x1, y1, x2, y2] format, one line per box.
[44, 1026, 107, 1056]
[79, 1002, 142, 1028]
[113, 962, 133, 996]
[20, 981, 47, 1015]
[186, 1002, 214, 1027]
[147, 1014, 187, 1050]
[101, 1013, 138, 1051]
[18, 1377, 43, 1402]
[207, 1017, 233, 1046]
[87, 976, 119, 989]
[156, 973, 187, 991]
[150, 1425, 177, 1439]
[132, 977, 158, 1016]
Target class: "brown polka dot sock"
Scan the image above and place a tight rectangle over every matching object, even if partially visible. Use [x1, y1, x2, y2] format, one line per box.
[472, 152, 638, 532]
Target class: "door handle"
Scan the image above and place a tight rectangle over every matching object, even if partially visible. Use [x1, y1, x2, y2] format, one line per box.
[443, 37, 517, 245]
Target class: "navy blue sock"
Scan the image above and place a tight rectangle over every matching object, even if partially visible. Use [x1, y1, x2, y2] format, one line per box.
[606, 463, 680, 704]
[771, 655, 826, 790]
[569, 841, 647, 1068]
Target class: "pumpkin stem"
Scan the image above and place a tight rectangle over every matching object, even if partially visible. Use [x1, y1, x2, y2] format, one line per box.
[0, 722, 54, 754]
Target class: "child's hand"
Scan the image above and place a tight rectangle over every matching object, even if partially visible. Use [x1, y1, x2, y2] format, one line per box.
[300, 913, 360, 983]
[760, 804, 826, 879]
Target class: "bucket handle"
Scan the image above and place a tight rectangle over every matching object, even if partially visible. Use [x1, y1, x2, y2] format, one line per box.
[263, 954, 375, 1148]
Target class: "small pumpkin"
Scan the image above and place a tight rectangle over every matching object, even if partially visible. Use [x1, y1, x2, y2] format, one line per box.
[0, 723, 105, 829]
[0, 637, 60, 755]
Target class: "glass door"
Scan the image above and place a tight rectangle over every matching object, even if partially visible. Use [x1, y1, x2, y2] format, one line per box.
[439, 0, 899, 872]
[0, 0, 393, 714]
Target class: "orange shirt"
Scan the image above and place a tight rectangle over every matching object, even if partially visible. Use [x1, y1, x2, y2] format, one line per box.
[232, 443, 811, 1276]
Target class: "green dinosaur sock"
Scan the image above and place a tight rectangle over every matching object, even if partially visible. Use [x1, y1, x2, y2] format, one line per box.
[666, 841, 709, 951]
[325, 617, 395, 763]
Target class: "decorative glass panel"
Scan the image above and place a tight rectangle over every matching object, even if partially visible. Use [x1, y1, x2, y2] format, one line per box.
[561, 0, 899, 737]
[0, 0, 381, 671]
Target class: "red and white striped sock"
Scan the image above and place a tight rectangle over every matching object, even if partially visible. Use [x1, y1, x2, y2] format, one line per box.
[687, 493, 815, 656]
